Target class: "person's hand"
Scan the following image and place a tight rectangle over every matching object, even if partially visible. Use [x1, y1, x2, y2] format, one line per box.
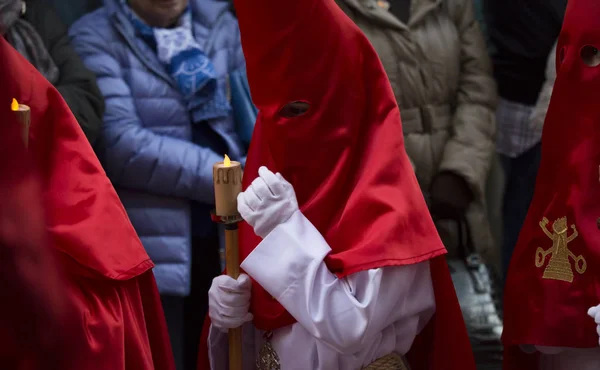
[429, 171, 474, 220]
[237, 166, 299, 238]
[208, 274, 253, 333]
[587, 304, 600, 344]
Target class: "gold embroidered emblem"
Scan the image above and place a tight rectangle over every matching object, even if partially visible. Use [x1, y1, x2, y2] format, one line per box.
[535, 217, 587, 283]
[257, 331, 280, 370]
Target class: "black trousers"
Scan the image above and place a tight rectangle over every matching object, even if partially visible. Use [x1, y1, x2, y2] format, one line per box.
[162, 234, 222, 370]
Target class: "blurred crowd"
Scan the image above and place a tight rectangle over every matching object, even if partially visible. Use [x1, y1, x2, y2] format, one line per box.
[0, 0, 567, 369]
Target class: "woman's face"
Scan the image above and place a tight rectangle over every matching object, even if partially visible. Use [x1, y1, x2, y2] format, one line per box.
[128, 0, 189, 28]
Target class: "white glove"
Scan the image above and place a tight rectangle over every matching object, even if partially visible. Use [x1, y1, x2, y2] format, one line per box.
[587, 304, 600, 345]
[237, 166, 299, 238]
[208, 274, 253, 333]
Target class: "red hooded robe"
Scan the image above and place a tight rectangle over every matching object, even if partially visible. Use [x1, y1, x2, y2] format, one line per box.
[199, 0, 475, 369]
[0, 81, 69, 370]
[502, 0, 600, 368]
[0, 38, 175, 370]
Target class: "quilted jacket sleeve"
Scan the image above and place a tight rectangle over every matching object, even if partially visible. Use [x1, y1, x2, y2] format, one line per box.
[439, 0, 498, 202]
[69, 20, 221, 204]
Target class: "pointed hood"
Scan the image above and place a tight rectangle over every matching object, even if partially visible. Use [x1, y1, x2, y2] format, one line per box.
[503, 0, 600, 365]
[235, 0, 446, 329]
[233, 0, 325, 108]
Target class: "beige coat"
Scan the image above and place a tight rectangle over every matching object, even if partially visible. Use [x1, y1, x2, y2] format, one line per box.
[337, 0, 498, 258]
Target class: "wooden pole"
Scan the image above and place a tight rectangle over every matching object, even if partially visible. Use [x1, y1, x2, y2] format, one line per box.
[11, 100, 30, 148]
[225, 225, 242, 370]
[213, 158, 243, 370]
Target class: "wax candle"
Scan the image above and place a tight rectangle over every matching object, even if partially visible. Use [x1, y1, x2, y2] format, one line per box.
[11, 98, 30, 148]
[213, 155, 243, 216]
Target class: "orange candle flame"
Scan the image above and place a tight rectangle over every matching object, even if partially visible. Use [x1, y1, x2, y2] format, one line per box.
[224, 154, 231, 167]
[11, 98, 19, 111]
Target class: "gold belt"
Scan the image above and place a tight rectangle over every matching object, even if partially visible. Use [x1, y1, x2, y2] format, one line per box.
[362, 353, 410, 370]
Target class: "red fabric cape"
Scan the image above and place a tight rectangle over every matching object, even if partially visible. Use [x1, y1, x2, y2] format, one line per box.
[0, 38, 151, 281]
[0, 91, 68, 370]
[502, 0, 600, 368]
[199, 0, 475, 368]
[0, 38, 174, 369]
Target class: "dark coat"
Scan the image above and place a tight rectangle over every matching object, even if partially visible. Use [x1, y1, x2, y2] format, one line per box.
[46, 0, 103, 27]
[485, 0, 567, 105]
[24, 0, 104, 145]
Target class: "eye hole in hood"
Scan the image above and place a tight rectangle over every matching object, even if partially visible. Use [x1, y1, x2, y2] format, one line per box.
[278, 101, 310, 118]
[580, 45, 600, 67]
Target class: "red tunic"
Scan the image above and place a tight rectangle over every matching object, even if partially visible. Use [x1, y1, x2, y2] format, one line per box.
[0, 38, 175, 370]
[199, 0, 475, 368]
[502, 0, 600, 368]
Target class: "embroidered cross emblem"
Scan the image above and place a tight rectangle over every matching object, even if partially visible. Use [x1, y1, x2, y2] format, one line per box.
[535, 216, 586, 283]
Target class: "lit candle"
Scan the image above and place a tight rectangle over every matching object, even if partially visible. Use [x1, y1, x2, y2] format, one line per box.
[213, 155, 243, 216]
[213, 155, 244, 369]
[11, 98, 30, 148]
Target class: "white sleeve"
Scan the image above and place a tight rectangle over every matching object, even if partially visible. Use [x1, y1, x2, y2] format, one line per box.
[240, 210, 436, 355]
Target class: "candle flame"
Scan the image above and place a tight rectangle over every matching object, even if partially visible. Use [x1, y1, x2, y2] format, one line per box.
[11, 98, 19, 111]
[224, 154, 231, 167]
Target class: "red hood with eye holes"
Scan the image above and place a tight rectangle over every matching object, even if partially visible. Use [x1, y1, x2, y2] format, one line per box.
[198, 0, 476, 369]
[236, 0, 447, 329]
[502, 0, 600, 367]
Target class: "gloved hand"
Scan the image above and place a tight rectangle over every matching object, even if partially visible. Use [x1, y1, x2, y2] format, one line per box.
[237, 166, 299, 238]
[208, 274, 253, 333]
[429, 171, 474, 220]
[587, 304, 600, 344]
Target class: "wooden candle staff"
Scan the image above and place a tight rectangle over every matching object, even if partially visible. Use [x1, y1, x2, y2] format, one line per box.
[212, 155, 243, 370]
[11, 99, 30, 147]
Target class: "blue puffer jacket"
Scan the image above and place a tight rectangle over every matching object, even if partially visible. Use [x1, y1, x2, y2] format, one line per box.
[69, 0, 246, 296]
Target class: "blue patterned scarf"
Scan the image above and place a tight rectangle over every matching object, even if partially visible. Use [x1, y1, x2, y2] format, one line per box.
[122, 1, 231, 123]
